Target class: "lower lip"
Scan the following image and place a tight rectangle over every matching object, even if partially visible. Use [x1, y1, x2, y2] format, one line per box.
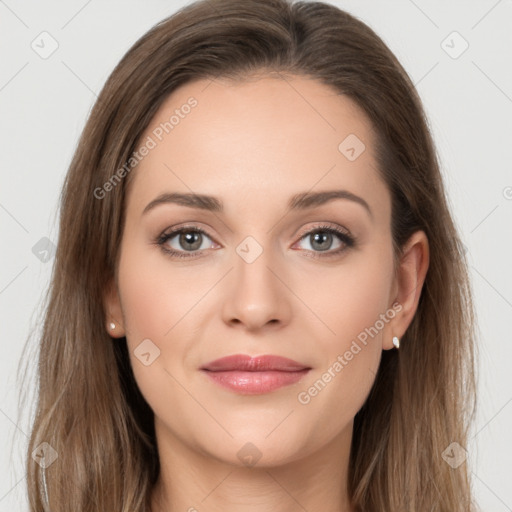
[201, 369, 310, 394]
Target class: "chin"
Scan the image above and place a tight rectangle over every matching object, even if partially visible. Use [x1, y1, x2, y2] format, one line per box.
[198, 429, 313, 469]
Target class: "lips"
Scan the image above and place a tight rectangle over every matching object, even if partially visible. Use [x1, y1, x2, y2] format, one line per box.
[200, 354, 311, 394]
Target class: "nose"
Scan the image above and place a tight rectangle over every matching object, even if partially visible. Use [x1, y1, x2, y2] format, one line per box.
[221, 243, 292, 333]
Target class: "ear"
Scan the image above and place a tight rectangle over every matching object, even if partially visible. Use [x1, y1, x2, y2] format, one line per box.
[103, 277, 126, 338]
[383, 230, 429, 350]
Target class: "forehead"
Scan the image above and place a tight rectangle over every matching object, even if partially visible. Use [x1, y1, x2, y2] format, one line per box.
[126, 74, 388, 222]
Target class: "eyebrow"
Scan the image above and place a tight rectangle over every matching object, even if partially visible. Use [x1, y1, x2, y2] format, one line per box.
[142, 189, 373, 219]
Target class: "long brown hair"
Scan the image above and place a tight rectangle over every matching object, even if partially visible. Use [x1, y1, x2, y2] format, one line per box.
[20, 0, 479, 510]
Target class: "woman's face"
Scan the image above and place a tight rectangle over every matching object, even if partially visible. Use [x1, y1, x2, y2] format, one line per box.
[108, 74, 408, 467]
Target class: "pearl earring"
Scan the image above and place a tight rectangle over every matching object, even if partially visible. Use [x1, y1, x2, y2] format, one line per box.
[109, 322, 116, 331]
[392, 336, 400, 349]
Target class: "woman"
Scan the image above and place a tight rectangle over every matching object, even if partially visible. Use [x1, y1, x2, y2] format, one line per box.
[23, 0, 478, 510]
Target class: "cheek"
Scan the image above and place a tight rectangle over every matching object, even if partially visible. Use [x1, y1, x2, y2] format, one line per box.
[298, 248, 394, 346]
[117, 240, 205, 341]
[116, 243, 193, 384]
[116, 247, 200, 424]
[292, 250, 393, 424]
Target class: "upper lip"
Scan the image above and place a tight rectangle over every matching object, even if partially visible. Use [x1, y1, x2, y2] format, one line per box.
[201, 354, 310, 372]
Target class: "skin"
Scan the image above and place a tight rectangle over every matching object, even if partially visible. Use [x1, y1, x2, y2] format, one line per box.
[104, 74, 429, 512]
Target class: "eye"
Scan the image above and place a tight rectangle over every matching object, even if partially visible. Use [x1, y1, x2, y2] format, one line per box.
[155, 223, 356, 260]
[292, 224, 356, 259]
[156, 225, 218, 258]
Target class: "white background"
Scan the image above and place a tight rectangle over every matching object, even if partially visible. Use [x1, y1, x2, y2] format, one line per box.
[1, 0, 511, 510]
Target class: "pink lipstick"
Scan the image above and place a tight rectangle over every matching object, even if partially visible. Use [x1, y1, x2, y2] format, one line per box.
[200, 354, 311, 395]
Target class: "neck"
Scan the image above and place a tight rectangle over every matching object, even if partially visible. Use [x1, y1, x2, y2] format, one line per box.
[150, 419, 355, 512]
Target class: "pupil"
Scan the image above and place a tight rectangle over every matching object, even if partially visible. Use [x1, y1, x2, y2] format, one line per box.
[311, 232, 332, 251]
[180, 231, 202, 251]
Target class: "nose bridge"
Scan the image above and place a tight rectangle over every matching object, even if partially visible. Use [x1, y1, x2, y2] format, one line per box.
[235, 234, 276, 287]
[221, 233, 291, 330]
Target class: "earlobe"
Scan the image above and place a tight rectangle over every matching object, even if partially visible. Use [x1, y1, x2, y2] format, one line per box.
[385, 230, 430, 350]
[103, 278, 125, 338]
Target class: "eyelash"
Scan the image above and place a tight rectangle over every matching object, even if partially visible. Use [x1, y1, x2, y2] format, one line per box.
[155, 224, 356, 260]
